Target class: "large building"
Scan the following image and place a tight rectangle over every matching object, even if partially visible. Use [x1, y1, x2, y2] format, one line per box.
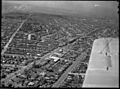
[83, 38, 119, 87]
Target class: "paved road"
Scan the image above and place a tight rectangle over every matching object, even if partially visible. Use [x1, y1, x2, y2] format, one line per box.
[1, 15, 31, 55]
[1, 14, 32, 82]
[52, 51, 87, 88]
[1, 62, 33, 83]
[2, 47, 61, 83]
[2, 42, 69, 84]
[68, 72, 86, 76]
[3, 53, 30, 58]
[1, 18, 101, 86]
[52, 28, 102, 88]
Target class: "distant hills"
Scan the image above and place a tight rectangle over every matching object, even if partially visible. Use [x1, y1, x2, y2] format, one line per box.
[2, 1, 78, 16]
[2, 2, 31, 14]
[2, 1, 118, 18]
